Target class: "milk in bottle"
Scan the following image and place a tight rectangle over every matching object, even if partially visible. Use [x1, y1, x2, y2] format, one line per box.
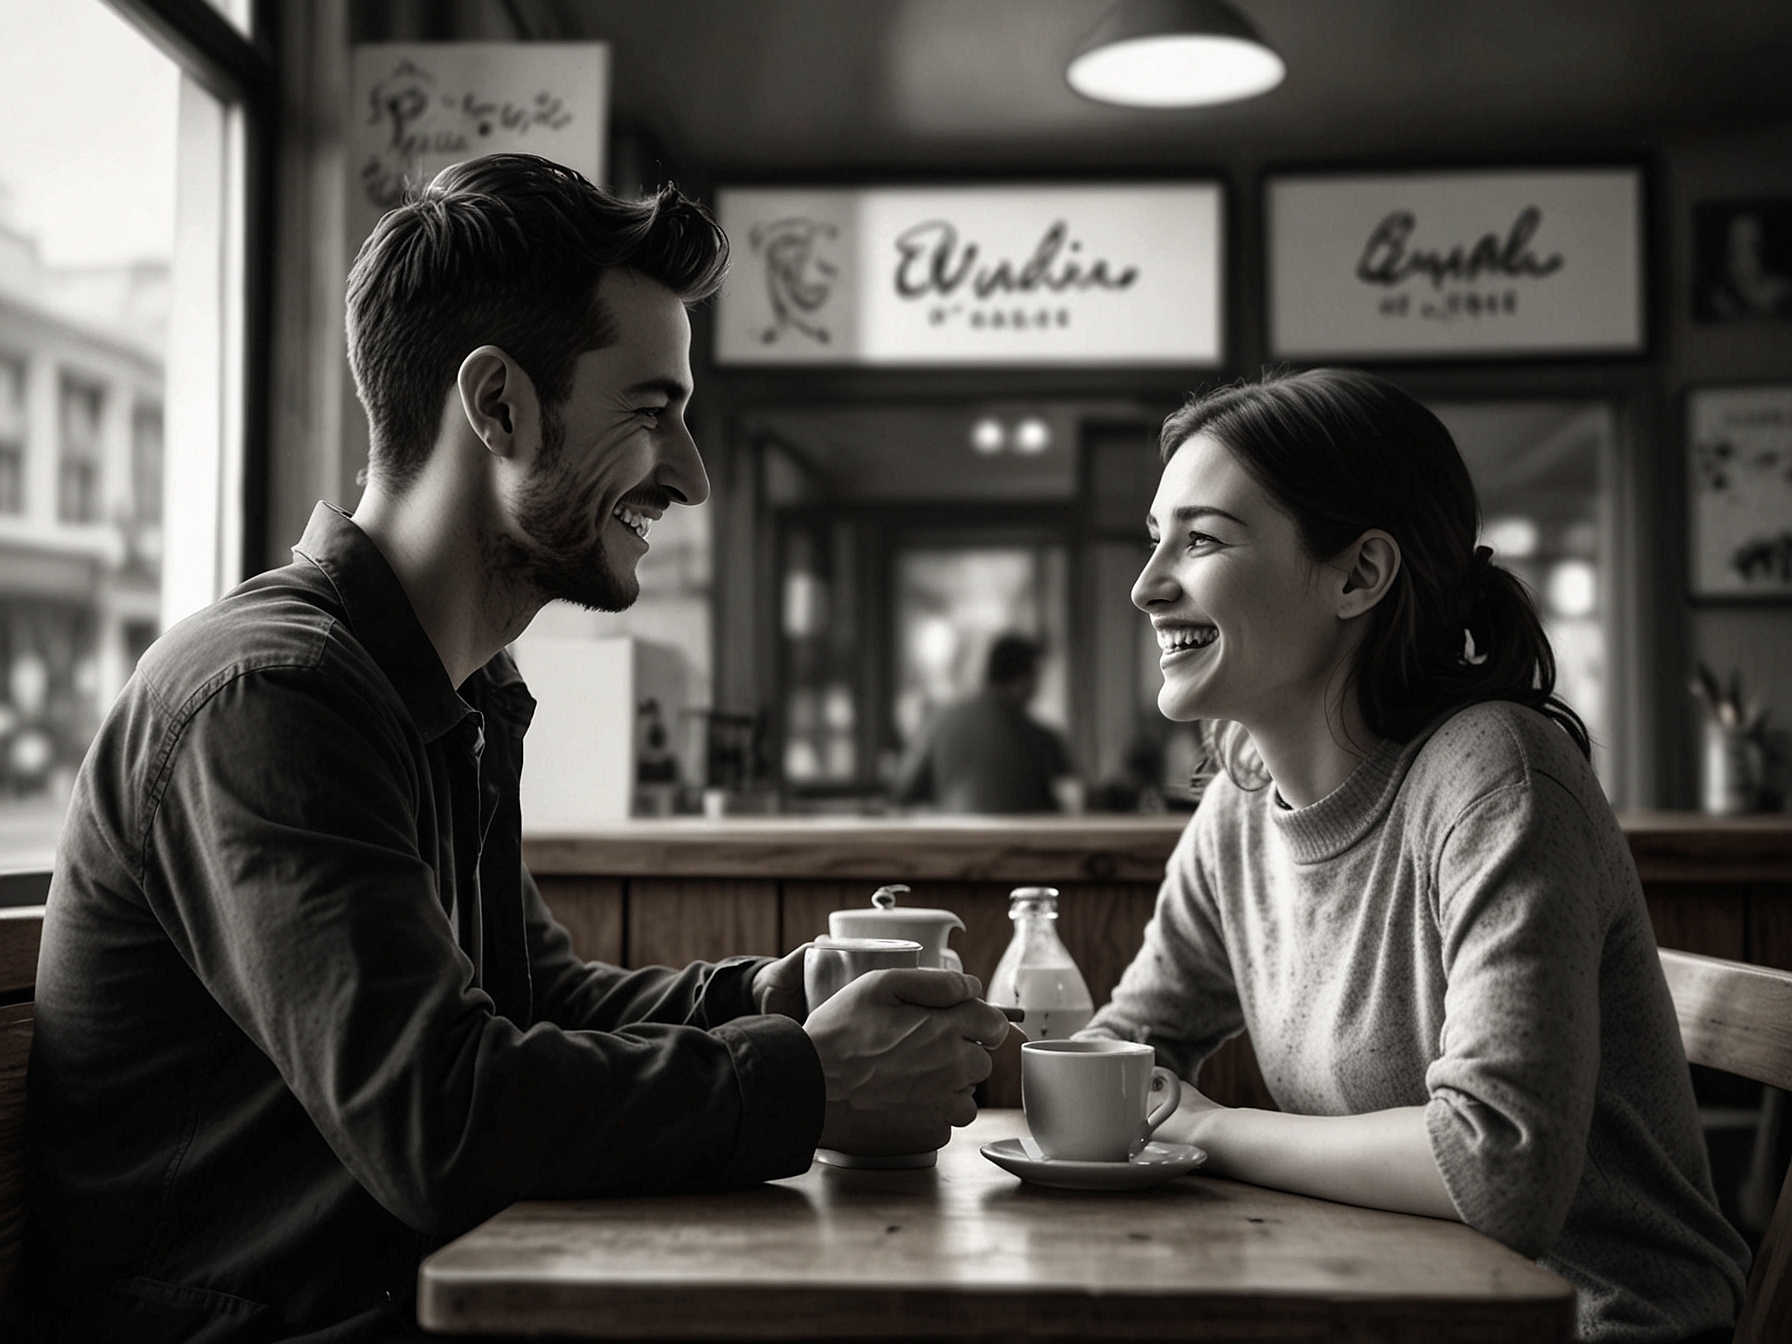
[987, 887, 1093, 1040]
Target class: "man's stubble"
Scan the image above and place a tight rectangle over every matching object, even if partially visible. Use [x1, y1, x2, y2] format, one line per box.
[486, 404, 640, 615]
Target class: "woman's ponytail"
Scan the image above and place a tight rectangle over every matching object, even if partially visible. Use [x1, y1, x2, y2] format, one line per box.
[1358, 542, 1590, 758]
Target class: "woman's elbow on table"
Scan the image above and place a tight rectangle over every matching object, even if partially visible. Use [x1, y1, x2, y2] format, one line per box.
[1425, 1090, 1582, 1260]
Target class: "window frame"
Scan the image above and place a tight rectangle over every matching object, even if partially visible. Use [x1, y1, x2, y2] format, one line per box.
[104, 0, 275, 584]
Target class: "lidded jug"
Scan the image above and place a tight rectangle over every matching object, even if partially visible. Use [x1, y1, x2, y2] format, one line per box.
[826, 885, 964, 971]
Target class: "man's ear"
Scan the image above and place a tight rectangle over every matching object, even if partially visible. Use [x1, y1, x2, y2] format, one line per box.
[455, 346, 536, 461]
[1335, 530, 1401, 620]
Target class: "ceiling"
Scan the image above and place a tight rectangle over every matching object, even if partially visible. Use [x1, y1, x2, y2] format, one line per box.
[358, 0, 1792, 174]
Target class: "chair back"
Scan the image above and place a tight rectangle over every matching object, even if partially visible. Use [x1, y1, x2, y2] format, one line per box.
[1660, 947, 1792, 1344]
[0, 904, 43, 1312]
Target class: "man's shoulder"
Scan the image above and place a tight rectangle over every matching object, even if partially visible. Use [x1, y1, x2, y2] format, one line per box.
[927, 693, 999, 738]
[132, 559, 375, 718]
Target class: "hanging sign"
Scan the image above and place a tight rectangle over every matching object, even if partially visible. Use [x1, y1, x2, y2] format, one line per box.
[1266, 168, 1644, 360]
[348, 42, 610, 247]
[714, 184, 1224, 366]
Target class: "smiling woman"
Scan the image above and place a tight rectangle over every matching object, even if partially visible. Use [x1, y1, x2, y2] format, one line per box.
[1138, 369, 1589, 802]
[1089, 368, 1751, 1344]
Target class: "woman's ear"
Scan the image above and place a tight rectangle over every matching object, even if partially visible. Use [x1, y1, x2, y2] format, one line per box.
[1336, 530, 1401, 620]
[456, 345, 536, 461]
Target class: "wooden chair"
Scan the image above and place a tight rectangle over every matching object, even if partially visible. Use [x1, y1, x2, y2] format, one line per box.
[0, 903, 44, 1311]
[1660, 947, 1792, 1344]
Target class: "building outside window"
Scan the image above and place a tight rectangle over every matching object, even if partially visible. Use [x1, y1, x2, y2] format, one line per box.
[57, 377, 104, 525]
[131, 401, 163, 527]
[0, 355, 23, 515]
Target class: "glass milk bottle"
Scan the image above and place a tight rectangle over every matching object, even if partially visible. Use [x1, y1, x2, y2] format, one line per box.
[987, 887, 1093, 1040]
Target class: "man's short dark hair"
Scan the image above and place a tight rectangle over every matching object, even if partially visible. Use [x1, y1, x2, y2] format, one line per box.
[986, 635, 1041, 687]
[346, 154, 729, 487]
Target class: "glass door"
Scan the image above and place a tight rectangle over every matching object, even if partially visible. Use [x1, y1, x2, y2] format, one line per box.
[891, 543, 1071, 749]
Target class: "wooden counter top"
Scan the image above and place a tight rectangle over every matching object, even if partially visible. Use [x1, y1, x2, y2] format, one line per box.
[524, 815, 1188, 883]
[1614, 811, 1792, 882]
[521, 810, 1792, 884]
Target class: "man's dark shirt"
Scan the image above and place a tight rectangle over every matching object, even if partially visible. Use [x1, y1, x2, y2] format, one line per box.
[25, 503, 824, 1342]
[895, 689, 1072, 815]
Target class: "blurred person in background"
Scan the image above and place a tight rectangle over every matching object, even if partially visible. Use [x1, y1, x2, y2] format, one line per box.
[895, 634, 1078, 814]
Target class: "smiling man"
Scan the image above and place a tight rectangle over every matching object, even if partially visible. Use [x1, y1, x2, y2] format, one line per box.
[25, 155, 1006, 1343]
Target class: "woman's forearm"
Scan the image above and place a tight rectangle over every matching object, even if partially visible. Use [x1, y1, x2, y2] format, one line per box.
[1168, 1100, 1462, 1222]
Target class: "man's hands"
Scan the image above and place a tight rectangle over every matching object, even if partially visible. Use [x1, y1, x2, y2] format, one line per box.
[804, 968, 1009, 1156]
[752, 945, 809, 1020]
[752, 952, 1011, 1156]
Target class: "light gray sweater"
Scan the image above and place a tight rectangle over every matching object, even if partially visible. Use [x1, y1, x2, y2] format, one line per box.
[1088, 701, 1749, 1343]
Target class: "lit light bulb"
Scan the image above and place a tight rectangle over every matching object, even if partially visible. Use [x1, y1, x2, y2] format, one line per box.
[1546, 561, 1598, 618]
[1013, 417, 1052, 455]
[970, 417, 1006, 455]
[1482, 516, 1540, 559]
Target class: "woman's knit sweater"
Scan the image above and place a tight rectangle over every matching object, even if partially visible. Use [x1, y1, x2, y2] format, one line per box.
[1087, 701, 1749, 1343]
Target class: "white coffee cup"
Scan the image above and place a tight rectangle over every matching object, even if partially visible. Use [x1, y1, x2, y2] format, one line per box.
[1021, 1039, 1180, 1162]
[803, 936, 922, 1014]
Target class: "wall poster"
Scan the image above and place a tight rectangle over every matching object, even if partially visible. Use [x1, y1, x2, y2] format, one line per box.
[714, 184, 1224, 366]
[1266, 168, 1644, 360]
[348, 42, 610, 246]
[1688, 384, 1792, 600]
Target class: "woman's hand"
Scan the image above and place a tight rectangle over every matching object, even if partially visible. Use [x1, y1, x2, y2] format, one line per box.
[1155, 1078, 1227, 1148]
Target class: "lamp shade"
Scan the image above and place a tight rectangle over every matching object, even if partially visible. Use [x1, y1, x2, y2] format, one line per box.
[1068, 0, 1285, 108]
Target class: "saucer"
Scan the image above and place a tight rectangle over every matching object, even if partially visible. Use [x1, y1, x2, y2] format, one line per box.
[980, 1137, 1206, 1191]
[816, 1147, 937, 1169]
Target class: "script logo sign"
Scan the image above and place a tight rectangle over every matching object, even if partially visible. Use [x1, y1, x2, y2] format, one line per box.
[1354, 206, 1565, 325]
[1356, 206, 1564, 289]
[891, 218, 1139, 333]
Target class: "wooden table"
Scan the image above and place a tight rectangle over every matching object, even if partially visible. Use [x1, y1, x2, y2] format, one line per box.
[418, 1110, 1573, 1342]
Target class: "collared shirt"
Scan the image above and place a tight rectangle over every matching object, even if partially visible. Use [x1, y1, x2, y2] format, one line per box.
[26, 503, 824, 1342]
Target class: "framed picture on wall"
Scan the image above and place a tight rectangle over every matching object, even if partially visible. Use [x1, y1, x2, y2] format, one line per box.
[1688, 384, 1792, 599]
[1693, 198, 1792, 322]
[1265, 166, 1646, 360]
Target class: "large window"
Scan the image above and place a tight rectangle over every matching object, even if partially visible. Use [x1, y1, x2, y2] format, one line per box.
[0, 0, 269, 871]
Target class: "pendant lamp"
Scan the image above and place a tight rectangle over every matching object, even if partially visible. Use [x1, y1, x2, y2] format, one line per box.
[1068, 0, 1285, 108]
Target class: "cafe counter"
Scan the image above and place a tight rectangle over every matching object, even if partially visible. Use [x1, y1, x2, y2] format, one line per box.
[523, 811, 1792, 1108]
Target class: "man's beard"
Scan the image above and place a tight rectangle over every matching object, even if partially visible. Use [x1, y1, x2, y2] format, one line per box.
[491, 406, 640, 613]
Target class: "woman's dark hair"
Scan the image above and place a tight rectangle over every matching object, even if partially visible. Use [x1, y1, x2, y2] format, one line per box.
[346, 153, 729, 488]
[1160, 368, 1590, 785]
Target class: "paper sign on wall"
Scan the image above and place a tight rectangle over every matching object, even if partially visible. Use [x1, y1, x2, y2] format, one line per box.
[1267, 169, 1644, 360]
[715, 184, 1224, 366]
[1688, 384, 1792, 598]
[348, 42, 609, 247]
